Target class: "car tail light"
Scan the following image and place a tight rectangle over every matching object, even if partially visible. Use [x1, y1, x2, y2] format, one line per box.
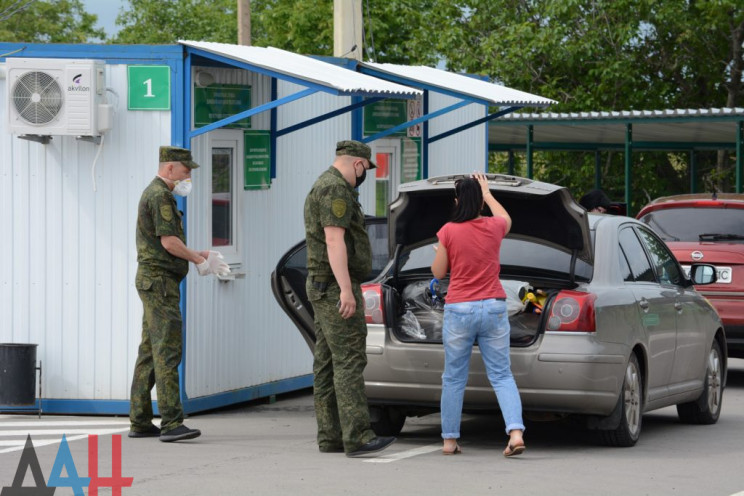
[546, 290, 596, 333]
[362, 283, 385, 325]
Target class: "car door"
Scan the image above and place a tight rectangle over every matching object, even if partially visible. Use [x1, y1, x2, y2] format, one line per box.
[271, 217, 388, 351]
[618, 226, 677, 400]
[635, 226, 706, 390]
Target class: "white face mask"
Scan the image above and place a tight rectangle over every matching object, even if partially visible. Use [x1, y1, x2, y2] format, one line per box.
[173, 178, 192, 197]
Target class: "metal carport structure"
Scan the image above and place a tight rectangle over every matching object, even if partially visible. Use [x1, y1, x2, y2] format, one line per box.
[488, 108, 744, 213]
[358, 61, 555, 176]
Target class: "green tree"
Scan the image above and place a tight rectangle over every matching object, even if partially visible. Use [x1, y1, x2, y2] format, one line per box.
[426, 1, 743, 202]
[113, 0, 437, 64]
[0, 0, 104, 43]
[251, 0, 438, 64]
[113, 0, 237, 44]
[424, 0, 743, 110]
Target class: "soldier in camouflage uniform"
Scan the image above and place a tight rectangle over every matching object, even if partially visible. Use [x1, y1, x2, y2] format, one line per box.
[129, 146, 229, 443]
[304, 140, 396, 457]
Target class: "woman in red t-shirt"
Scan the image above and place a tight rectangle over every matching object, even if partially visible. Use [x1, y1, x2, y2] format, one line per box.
[431, 173, 525, 457]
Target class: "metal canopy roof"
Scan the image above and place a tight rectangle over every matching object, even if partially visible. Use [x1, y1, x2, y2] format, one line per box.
[179, 41, 422, 99]
[360, 61, 556, 107]
[489, 107, 744, 150]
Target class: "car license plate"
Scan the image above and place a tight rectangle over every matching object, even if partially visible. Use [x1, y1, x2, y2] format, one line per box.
[681, 265, 732, 284]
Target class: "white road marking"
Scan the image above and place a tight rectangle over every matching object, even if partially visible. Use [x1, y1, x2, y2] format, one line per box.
[363, 443, 442, 463]
[0, 420, 130, 427]
[0, 428, 130, 437]
[0, 434, 94, 454]
[0, 419, 132, 454]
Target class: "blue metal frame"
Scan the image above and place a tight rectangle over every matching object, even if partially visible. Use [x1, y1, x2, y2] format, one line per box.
[188, 88, 319, 139]
[277, 97, 384, 137]
[362, 100, 471, 144]
[357, 65, 528, 179]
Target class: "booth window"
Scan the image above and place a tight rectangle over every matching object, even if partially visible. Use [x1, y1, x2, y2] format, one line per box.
[212, 147, 233, 247]
[209, 130, 243, 264]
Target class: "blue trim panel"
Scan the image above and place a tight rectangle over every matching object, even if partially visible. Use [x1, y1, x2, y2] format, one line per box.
[0, 43, 183, 62]
[172, 54, 190, 405]
[351, 96, 363, 140]
[0, 400, 144, 416]
[0, 376, 313, 415]
[182, 375, 313, 414]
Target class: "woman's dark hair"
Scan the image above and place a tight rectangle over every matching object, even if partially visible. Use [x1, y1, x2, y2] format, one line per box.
[451, 177, 483, 223]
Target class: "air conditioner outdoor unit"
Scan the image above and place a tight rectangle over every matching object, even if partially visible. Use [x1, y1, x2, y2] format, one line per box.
[6, 58, 107, 137]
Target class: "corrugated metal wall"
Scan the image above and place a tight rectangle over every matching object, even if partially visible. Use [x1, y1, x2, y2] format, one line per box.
[184, 73, 353, 398]
[427, 93, 487, 177]
[1, 56, 489, 407]
[0, 63, 170, 400]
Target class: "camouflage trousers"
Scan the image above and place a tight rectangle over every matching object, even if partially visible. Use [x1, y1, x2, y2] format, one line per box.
[130, 273, 184, 433]
[307, 280, 376, 453]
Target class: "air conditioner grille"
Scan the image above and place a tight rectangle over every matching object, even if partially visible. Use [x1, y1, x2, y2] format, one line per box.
[12, 71, 63, 125]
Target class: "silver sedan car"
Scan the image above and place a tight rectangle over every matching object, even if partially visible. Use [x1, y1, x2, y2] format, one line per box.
[272, 174, 726, 446]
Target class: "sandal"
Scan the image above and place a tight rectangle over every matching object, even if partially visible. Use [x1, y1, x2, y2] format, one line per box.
[442, 444, 462, 455]
[503, 442, 526, 457]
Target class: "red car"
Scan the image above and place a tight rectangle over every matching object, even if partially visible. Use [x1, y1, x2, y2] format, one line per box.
[637, 193, 744, 358]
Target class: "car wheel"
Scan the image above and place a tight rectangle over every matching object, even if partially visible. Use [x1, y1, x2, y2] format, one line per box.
[677, 340, 724, 424]
[370, 406, 406, 436]
[600, 353, 643, 447]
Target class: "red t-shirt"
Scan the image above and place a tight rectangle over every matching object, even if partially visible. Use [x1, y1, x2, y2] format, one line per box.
[436, 216, 507, 303]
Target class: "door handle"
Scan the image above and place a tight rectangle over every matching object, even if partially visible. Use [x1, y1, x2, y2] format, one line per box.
[638, 299, 649, 310]
[674, 302, 683, 311]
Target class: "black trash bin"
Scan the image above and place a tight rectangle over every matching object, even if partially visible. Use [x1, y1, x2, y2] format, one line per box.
[0, 343, 38, 406]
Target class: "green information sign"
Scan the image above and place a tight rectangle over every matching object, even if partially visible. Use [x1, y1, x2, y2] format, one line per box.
[194, 84, 252, 129]
[363, 99, 407, 136]
[128, 66, 170, 110]
[244, 130, 271, 190]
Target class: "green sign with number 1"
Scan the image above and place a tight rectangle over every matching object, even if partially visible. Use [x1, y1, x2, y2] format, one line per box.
[128, 66, 171, 110]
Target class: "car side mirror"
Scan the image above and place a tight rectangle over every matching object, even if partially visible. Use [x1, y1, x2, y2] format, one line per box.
[690, 264, 717, 285]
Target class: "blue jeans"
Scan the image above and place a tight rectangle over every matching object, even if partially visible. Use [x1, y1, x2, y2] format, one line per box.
[441, 299, 525, 439]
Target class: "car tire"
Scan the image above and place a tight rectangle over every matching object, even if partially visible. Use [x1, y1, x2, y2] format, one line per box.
[600, 353, 643, 447]
[370, 406, 406, 436]
[677, 339, 724, 425]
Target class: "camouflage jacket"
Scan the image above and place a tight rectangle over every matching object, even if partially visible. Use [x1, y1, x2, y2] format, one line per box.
[136, 177, 189, 280]
[304, 167, 372, 283]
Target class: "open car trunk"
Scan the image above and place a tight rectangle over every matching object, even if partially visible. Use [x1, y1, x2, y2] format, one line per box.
[271, 174, 592, 351]
[380, 275, 574, 347]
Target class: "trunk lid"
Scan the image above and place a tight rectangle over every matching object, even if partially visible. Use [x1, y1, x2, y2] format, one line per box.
[388, 174, 592, 266]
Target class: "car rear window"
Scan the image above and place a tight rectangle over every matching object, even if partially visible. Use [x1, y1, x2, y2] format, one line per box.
[639, 207, 744, 242]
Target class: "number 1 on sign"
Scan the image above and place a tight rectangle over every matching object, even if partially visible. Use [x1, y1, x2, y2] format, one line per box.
[143, 78, 154, 98]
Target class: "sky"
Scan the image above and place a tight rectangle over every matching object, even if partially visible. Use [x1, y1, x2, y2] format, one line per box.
[82, 0, 125, 38]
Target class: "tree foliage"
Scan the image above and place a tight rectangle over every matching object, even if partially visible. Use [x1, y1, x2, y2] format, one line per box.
[113, 0, 437, 64]
[424, 0, 744, 111]
[421, 0, 743, 203]
[113, 0, 237, 44]
[110, 0, 744, 201]
[0, 0, 104, 43]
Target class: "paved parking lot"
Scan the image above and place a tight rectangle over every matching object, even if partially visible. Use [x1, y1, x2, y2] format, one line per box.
[2, 359, 744, 496]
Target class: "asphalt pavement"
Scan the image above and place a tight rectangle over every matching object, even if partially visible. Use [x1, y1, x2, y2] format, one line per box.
[2, 359, 744, 496]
